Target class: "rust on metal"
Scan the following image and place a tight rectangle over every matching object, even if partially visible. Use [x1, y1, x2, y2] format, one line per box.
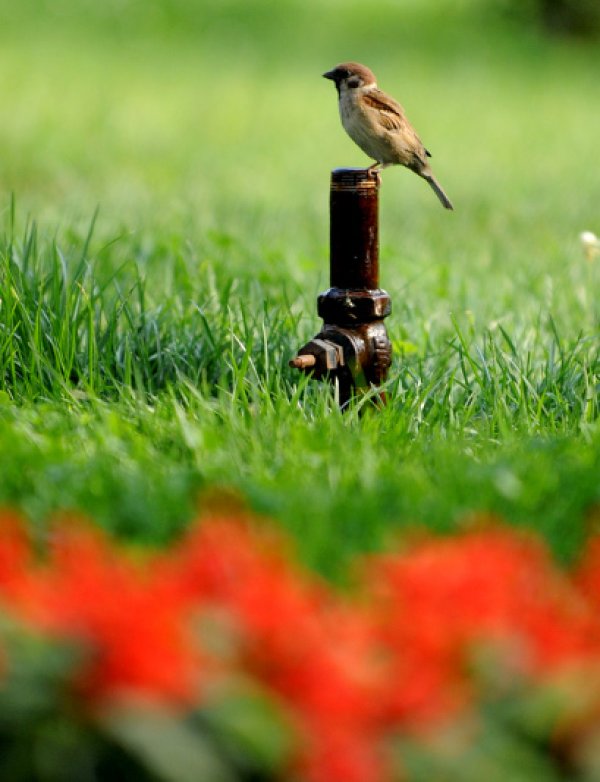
[289, 167, 392, 408]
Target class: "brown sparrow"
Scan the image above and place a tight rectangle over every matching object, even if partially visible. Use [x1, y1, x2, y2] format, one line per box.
[323, 62, 453, 210]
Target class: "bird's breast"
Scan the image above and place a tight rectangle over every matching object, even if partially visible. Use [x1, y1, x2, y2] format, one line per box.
[338, 93, 389, 162]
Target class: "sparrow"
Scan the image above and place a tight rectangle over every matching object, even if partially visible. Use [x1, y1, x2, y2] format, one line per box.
[323, 62, 453, 210]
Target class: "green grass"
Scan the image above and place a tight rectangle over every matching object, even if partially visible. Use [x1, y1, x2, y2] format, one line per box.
[1, 0, 600, 576]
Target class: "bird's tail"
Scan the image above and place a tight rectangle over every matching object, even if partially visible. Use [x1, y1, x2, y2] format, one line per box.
[424, 175, 454, 210]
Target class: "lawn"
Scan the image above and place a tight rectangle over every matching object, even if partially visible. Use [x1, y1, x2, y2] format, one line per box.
[1, 0, 600, 577]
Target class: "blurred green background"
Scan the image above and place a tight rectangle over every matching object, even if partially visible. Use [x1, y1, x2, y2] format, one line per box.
[1, 0, 600, 573]
[2, 0, 600, 327]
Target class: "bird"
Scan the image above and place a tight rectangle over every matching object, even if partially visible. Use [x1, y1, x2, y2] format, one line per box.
[323, 62, 453, 210]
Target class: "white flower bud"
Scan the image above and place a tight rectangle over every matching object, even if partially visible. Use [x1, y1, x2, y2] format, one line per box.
[580, 231, 600, 260]
[581, 230, 599, 244]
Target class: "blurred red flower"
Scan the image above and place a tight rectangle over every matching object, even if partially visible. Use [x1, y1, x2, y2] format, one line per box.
[0, 511, 30, 593]
[2, 512, 600, 781]
[165, 516, 390, 782]
[10, 519, 200, 706]
[367, 527, 600, 730]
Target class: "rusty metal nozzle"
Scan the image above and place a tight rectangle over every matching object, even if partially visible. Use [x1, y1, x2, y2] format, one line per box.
[290, 168, 392, 407]
[289, 355, 316, 370]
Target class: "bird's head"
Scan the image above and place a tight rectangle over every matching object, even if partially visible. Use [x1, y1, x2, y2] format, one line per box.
[322, 62, 377, 95]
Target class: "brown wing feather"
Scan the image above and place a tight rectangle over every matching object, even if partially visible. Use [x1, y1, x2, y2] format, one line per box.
[364, 89, 431, 168]
[362, 90, 407, 132]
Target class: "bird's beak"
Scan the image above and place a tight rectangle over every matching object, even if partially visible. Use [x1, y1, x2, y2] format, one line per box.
[322, 69, 337, 81]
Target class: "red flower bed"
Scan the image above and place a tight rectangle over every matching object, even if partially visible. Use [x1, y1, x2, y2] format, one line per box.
[2, 510, 600, 781]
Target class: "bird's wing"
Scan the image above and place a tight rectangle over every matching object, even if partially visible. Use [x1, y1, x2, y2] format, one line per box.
[362, 90, 408, 132]
[364, 89, 431, 168]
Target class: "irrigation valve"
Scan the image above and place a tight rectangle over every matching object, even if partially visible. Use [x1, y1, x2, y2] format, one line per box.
[289, 168, 392, 407]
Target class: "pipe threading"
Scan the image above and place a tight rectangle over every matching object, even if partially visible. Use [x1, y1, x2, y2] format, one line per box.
[329, 167, 378, 192]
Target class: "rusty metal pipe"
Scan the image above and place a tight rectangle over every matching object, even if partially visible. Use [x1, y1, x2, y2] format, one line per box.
[289, 168, 392, 407]
[330, 168, 379, 289]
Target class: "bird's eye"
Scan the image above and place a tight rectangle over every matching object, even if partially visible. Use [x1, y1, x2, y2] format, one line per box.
[347, 78, 360, 88]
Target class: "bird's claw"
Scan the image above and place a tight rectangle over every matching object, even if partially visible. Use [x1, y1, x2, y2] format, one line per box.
[366, 166, 382, 187]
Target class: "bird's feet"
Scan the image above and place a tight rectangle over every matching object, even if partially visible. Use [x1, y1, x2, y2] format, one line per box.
[365, 164, 382, 187]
